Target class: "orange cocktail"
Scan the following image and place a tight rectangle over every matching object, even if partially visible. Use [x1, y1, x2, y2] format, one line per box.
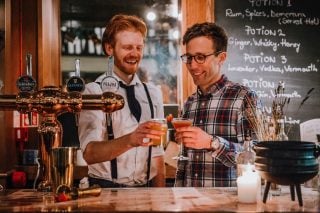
[171, 118, 193, 160]
[171, 118, 193, 129]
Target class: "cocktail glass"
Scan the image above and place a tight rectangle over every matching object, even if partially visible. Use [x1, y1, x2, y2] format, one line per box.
[171, 118, 193, 160]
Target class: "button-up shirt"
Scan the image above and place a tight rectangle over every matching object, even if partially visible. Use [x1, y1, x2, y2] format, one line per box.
[175, 75, 258, 187]
[78, 73, 164, 186]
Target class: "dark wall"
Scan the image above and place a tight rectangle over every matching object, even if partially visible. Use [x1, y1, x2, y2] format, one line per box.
[215, 0, 320, 140]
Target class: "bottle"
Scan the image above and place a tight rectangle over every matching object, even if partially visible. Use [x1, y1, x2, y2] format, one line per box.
[276, 119, 288, 141]
[236, 130, 256, 177]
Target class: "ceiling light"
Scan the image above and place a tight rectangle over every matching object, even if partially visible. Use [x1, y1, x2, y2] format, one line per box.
[146, 11, 157, 21]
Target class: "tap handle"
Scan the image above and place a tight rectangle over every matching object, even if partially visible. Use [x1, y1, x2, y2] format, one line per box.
[100, 57, 119, 93]
[26, 53, 32, 76]
[74, 59, 81, 77]
[106, 56, 114, 76]
[66, 59, 85, 92]
[16, 53, 36, 92]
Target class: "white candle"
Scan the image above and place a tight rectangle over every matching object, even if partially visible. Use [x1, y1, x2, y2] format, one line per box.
[237, 167, 261, 203]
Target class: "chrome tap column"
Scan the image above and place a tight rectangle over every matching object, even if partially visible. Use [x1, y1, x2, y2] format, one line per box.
[38, 113, 62, 191]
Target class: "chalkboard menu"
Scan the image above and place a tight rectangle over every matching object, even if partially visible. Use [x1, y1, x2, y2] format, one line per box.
[215, 0, 320, 140]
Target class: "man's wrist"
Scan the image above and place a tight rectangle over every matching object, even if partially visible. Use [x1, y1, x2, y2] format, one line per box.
[210, 135, 220, 150]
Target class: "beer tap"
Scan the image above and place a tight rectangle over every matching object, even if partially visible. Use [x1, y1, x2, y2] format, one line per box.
[0, 56, 125, 193]
[100, 56, 120, 127]
[36, 86, 77, 192]
[35, 59, 85, 192]
[16, 53, 36, 122]
[14, 53, 35, 167]
[65, 58, 86, 127]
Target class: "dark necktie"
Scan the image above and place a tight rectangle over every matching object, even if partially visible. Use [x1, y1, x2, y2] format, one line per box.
[119, 81, 142, 122]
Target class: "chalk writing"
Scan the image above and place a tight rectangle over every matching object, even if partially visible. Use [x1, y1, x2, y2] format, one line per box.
[248, 0, 285, 7]
[270, 10, 306, 18]
[284, 64, 318, 73]
[245, 25, 286, 36]
[245, 9, 267, 20]
[225, 9, 244, 18]
[242, 78, 275, 89]
[252, 38, 278, 51]
[216, 0, 320, 140]
[244, 53, 276, 63]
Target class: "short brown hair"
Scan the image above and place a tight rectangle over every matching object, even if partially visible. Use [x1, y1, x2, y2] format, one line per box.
[102, 14, 147, 55]
[182, 22, 228, 52]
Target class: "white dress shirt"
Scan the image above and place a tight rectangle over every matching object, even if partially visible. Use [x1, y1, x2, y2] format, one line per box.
[78, 73, 164, 186]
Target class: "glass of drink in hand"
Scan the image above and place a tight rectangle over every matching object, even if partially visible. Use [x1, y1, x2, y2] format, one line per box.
[171, 118, 193, 160]
[150, 119, 168, 147]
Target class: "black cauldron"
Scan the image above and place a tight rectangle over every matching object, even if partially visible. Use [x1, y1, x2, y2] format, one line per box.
[254, 141, 320, 206]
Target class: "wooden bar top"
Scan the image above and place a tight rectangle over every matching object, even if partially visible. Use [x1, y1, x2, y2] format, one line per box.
[0, 186, 319, 212]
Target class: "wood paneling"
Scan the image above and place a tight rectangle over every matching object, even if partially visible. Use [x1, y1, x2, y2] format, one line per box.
[37, 0, 61, 87]
[180, 0, 213, 103]
[0, 0, 61, 172]
[1, 0, 17, 172]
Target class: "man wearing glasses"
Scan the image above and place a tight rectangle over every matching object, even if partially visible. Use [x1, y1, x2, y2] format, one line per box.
[174, 22, 258, 187]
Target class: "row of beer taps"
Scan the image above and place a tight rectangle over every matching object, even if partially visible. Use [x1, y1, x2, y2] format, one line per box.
[0, 54, 124, 192]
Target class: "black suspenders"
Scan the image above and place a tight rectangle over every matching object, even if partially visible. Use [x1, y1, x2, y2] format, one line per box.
[107, 117, 117, 180]
[143, 83, 154, 186]
[106, 82, 154, 184]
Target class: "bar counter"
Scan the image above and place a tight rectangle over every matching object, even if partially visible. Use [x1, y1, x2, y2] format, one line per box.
[0, 186, 319, 212]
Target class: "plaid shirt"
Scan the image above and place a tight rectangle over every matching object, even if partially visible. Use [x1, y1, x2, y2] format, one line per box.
[175, 75, 257, 187]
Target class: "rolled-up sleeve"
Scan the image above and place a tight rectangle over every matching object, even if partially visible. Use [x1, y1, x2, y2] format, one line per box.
[78, 83, 106, 151]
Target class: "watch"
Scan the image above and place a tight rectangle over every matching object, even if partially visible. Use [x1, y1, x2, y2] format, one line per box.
[210, 135, 220, 150]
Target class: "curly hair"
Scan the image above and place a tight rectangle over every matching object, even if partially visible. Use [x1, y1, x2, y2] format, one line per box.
[101, 14, 147, 56]
[182, 22, 228, 52]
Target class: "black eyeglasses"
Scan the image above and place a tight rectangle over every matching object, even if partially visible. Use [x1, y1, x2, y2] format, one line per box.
[180, 51, 223, 64]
